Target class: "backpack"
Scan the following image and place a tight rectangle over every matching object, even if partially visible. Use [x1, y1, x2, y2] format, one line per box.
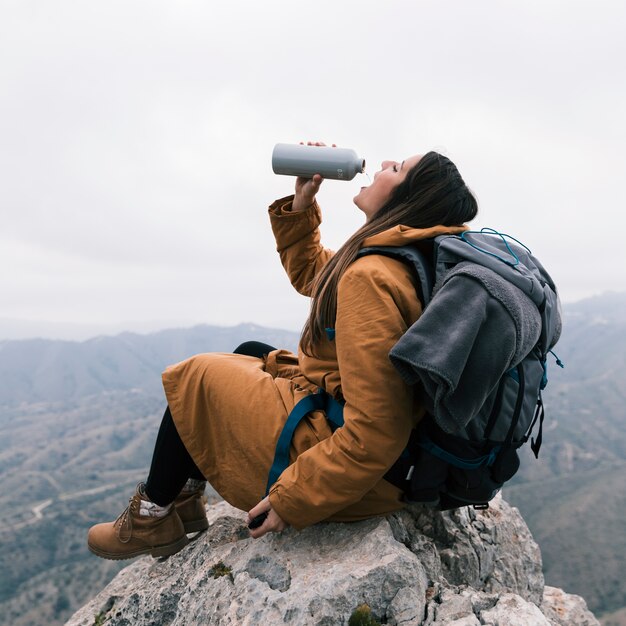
[359, 229, 563, 510]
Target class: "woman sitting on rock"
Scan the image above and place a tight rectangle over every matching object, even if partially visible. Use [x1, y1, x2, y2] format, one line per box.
[87, 146, 478, 560]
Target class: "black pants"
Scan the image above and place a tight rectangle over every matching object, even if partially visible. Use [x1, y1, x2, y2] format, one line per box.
[144, 341, 277, 506]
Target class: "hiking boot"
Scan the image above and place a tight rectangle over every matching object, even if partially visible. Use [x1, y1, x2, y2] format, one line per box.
[87, 484, 188, 560]
[175, 481, 209, 533]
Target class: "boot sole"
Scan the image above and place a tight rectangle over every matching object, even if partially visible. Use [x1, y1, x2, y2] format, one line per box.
[88, 534, 189, 561]
[183, 518, 209, 533]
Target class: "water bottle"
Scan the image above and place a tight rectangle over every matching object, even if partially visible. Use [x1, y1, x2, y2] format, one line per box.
[271, 143, 366, 181]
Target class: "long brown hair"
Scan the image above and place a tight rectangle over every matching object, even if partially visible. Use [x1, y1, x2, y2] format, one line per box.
[300, 151, 478, 354]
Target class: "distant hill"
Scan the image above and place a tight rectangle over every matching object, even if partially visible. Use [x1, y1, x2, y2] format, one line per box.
[0, 323, 299, 407]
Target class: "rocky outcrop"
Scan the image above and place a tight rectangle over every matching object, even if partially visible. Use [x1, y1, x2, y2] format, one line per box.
[65, 495, 599, 626]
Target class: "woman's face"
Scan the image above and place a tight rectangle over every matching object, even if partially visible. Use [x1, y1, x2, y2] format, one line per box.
[353, 153, 422, 220]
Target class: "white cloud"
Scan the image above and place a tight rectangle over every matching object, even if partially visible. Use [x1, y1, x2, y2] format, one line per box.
[1, 0, 624, 338]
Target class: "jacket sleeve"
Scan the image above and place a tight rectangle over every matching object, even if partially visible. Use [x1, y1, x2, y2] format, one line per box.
[268, 255, 421, 528]
[268, 195, 335, 296]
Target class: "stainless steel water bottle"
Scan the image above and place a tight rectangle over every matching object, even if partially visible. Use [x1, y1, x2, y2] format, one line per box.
[271, 143, 366, 180]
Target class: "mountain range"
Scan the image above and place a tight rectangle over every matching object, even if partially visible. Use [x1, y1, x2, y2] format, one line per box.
[0, 294, 624, 625]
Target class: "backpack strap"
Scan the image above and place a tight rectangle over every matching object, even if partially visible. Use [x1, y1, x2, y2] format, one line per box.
[265, 389, 345, 495]
[529, 396, 545, 458]
[418, 435, 501, 469]
[357, 245, 435, 307]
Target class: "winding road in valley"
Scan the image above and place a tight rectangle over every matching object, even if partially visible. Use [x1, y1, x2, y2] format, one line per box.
[1, 479, 139, 534]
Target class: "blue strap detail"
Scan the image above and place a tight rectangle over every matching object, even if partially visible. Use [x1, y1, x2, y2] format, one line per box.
[324, 392, 345, 430]
[459, 228, 531, 268]
[540, 351, 564, 390]
[419, 435, 500, 469]
[325, 327, 336, 341]
[506, 367, 519, 383]
[549, 349, 564, 368]
[265, 389, 344, 495]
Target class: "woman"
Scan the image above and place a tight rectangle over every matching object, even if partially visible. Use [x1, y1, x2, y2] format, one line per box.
[87, 148, 478, 560]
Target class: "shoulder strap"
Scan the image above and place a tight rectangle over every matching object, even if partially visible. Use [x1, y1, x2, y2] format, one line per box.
[265, 389, 345, 495]
[357, 245, 435, 307]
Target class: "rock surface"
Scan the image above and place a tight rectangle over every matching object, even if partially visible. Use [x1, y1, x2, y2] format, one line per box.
[66, 494, 599, 626]
[541, 586, 601, 626]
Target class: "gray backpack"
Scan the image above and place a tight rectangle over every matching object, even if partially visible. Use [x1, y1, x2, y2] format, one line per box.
[360, 229, 563, 510]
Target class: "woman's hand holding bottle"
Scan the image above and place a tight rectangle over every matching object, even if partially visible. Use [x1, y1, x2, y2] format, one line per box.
[290, 141, 334, 212]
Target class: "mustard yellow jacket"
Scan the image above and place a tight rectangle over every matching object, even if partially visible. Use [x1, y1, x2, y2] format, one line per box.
[162, 195, 466, 528]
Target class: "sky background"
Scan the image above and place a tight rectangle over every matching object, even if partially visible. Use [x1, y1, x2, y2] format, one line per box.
[1, 0, 624, 340]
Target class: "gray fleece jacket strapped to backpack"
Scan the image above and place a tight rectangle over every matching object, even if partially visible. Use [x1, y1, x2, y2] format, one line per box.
[361, 229, 563, 510]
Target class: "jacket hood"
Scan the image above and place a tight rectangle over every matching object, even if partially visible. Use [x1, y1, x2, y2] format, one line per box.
[362, 224, 469, 248]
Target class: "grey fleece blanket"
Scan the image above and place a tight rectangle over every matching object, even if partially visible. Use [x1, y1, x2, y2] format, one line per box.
[389, 261, 541, 436]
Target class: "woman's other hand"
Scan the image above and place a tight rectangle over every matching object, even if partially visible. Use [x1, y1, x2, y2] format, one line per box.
[246, 496, 289, 538]
[291, 141, 335, 212]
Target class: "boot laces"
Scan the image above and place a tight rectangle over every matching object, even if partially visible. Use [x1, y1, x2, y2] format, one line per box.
[115, 495, 138, 544]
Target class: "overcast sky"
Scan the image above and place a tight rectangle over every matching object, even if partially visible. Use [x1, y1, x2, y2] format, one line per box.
[1, 0, 624, 340]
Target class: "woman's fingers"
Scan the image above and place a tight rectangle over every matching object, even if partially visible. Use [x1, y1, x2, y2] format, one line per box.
[249, 508, 288, 539]
[300, 174, 323, 190]
[247, 497, 289, 538]
[300, 141, 337, 148]
[295, 173, 323, 187]
[246, 496, 271, 524]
